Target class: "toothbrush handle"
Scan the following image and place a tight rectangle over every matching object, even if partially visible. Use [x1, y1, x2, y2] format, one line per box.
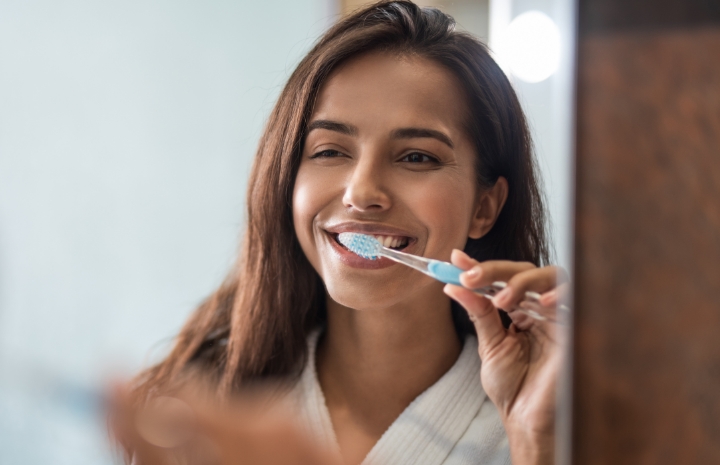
[427, 260, 563, 323]
[428, 260, 506, 296]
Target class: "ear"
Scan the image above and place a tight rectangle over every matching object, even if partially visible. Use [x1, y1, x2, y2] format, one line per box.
[468, 176, 509, 240]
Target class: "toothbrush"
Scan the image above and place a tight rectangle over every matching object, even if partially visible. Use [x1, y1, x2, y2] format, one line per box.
[337, 232, 555, 322]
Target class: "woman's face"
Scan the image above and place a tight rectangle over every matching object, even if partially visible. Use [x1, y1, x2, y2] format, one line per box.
[293, 52, 488, 311]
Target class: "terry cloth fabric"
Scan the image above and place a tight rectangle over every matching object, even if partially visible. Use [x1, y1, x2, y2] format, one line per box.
[288, 330, 511, 465]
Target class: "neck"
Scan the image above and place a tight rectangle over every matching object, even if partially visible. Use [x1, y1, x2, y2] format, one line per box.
[316, 282, 462, 438]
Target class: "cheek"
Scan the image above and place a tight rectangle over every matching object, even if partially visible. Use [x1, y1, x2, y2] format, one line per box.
[292, 165, 338, 270]
[404, 175, 476, 252]
[292, 170, 317, 259]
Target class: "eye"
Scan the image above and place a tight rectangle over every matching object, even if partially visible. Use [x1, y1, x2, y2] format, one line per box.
[400, 152, 439, 164]
[310, 149, 345, 159]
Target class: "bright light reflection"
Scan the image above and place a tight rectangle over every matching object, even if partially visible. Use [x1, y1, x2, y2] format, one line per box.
[499, 11, 561, 83]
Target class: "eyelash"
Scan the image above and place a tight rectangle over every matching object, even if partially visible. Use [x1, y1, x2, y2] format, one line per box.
[400, 152, 440, 164]
[310, 150, 440, 164]
[310, 149, 344, 159]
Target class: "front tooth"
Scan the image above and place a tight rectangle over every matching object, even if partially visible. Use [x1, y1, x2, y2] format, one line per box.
[383, 236, 393, 247]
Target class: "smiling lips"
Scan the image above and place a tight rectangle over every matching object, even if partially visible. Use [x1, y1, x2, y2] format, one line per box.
[324, 227, 414, 269]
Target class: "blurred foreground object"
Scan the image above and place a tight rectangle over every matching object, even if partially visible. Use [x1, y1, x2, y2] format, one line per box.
[109, 385, 339, 465]
[573, 0, 720, 463]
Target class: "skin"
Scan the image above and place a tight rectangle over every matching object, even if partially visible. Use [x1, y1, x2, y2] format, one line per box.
[115, 51, 564, 465]
[292, 51, 505, 464]
[292, 51, 561, 465]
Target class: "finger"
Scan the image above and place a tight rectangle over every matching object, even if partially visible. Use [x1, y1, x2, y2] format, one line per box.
[539, 282, 571, 308]
[492, 266, 561, 310]
[508, 311, 535, 331]
[106, 384, 130, 443]
[193, 403, 336, 465]
[451, 249, 482, 288]
[135, 397, 197, 449]
[132, 439, 174, 465]
[456, 258, 536, 290]
[444, 284, 506, 360]
[451, 250, 486, 289]
[106, 385, 173, 465]
[451, 248, 478, 270]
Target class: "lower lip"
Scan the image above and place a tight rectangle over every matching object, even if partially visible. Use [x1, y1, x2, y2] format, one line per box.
[327, 233, 403, 270]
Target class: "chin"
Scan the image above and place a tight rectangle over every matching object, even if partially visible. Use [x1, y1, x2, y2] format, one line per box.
[324, 279, 410, 312]
[323, 267, 444, 312]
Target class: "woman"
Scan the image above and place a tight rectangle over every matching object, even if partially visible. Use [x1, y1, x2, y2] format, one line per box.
[115, 2, 565, 464]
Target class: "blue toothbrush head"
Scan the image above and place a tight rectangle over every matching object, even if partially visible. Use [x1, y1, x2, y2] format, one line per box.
[337, 232, 382, 260]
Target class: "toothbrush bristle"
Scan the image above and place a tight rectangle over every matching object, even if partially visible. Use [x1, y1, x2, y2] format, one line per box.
[337, 233, 382, 260]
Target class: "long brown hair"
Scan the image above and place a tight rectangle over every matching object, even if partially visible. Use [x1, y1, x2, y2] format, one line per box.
[132, 0, 549, 400]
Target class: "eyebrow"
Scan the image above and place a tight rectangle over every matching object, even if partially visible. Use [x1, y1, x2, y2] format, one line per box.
[306, 120, 454, 149]
[307, 120, 358, 136]
[391, 127, 454, 149]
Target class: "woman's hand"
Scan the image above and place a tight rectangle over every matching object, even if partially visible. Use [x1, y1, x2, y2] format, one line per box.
[443, 249, 569, 465]
[108, 385, 338, 465]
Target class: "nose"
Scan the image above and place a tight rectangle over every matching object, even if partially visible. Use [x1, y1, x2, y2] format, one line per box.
[342, 155, 391, 212]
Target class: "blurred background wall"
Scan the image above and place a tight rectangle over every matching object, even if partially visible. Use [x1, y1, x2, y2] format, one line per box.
[0, 1, 335, 463]
[0, 0, 574, 463]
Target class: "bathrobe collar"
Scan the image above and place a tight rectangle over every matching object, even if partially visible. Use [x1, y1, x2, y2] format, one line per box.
[294, 330, 487, 465]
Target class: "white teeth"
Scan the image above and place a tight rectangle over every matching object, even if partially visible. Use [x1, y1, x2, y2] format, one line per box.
[371, 234, 407, 249]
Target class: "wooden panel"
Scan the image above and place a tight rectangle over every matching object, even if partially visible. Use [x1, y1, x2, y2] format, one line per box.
[573, 1, 720, 463]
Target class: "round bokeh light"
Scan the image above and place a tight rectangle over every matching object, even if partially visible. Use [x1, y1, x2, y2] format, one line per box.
[499, 11, 561, 83]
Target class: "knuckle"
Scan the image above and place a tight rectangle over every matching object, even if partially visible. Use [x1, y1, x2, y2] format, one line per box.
[508, 271, 534, 289]
[478, 262, 495, 274]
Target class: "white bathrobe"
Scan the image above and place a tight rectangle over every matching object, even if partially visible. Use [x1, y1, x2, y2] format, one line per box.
[287, 331, 511, 465]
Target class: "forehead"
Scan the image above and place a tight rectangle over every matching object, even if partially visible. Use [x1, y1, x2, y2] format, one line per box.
[311, 51, 469, 133]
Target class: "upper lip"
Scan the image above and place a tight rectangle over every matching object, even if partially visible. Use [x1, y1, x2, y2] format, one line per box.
[324, 221, 417, 240]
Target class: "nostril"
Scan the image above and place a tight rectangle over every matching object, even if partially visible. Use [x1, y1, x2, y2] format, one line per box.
[342, 197, 387, 211]
[342, 180, 391, 211]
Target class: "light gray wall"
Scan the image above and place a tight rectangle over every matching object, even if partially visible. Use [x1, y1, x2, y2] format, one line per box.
[510, 0, 575, 271]
[0, 1, 332, 463]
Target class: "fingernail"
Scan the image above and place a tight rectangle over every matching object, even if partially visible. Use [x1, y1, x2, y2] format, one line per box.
[540, 289, 556, 306]
[451, 249, 472, 264]
[465, 268, 480, 279]
[493, 287, 511, 306]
